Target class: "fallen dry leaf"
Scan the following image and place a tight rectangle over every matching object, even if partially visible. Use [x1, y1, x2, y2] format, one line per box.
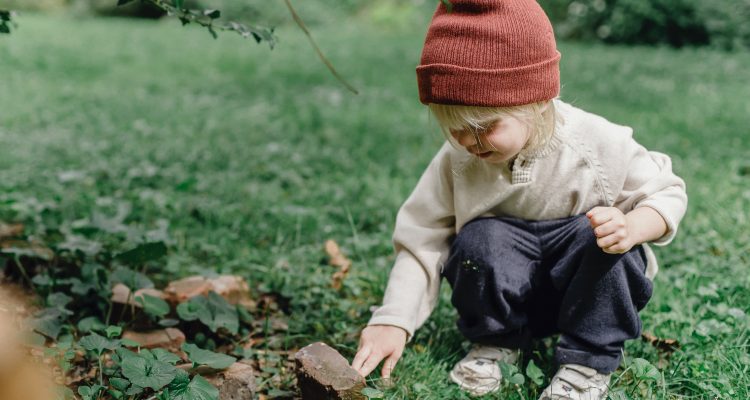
[163, 275, 253, 306]
[641, 332, 680, 353]
[324, 240, 351, 290]
[0, 223, 24, 240]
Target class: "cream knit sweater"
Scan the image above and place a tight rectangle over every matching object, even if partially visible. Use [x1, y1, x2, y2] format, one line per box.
[368, 100, 688, 340]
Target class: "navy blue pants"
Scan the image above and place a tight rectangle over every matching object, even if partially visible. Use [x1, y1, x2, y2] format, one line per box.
[441, 215, 653, 373]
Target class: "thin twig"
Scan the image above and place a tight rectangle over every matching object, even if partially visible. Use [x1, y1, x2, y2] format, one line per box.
[283, 0, 359, 94]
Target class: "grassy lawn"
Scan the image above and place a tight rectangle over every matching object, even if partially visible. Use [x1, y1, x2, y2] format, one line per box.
[1, 11, 749, 399]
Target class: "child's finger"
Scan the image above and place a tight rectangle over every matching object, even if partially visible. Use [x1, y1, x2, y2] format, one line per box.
[586, 206, 608, 219]
[351, 345, 371, 372]
[593, 219, 623, 238]
[596, 233, 620, 249]
[358, 352, 385, 378]
[381, 351, 402, 379]
[587, 208, 613, 227]
[603, 242, 628, 254]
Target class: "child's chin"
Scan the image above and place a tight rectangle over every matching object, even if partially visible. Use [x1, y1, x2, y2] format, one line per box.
[482, 154, 510, 164]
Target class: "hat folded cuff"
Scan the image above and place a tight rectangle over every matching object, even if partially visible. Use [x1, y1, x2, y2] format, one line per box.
[417, 52, 561, 106]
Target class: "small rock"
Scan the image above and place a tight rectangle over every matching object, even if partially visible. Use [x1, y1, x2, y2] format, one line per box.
[209, 276, 251, 305]
[111, 283, 166, 306]
[122, 328, 185, 352]
[205, 361, 257, 400]
[164, 275, 251, 305]
[163, 276, 213, 304]
[295, 342, 365, 400]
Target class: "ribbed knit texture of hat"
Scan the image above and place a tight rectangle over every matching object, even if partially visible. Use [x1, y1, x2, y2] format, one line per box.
[417, 0, 561, 107]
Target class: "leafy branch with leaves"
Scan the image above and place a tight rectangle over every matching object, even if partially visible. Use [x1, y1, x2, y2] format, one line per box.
[118, 0, 276, 47]
[0, 10, 15, 34]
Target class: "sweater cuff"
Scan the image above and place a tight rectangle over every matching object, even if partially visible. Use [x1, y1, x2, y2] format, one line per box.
[367, 314, 415, 343]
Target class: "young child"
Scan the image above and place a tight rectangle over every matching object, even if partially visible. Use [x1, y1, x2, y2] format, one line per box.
[351, 0, 687, 399]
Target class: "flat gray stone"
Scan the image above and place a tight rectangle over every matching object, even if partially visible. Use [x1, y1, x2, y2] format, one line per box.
[295, 342, 365, 400]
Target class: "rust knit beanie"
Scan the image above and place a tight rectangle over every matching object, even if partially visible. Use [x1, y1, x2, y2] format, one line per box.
[417, 0, 561, 107]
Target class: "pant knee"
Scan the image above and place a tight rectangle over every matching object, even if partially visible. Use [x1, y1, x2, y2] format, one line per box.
[450, 217, 507, 256]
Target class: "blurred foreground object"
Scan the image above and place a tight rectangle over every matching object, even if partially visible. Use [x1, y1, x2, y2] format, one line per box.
[0, 10, 17, 34]
[0, 283, 55, 400]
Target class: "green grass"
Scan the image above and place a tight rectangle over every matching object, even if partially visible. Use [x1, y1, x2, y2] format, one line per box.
[1, 11, 749, 399]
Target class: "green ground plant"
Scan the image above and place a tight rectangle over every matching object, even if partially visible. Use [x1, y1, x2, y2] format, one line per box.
[1, 11, 749, 399]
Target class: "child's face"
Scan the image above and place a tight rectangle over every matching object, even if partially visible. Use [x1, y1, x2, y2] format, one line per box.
[450, 116, 530, 164]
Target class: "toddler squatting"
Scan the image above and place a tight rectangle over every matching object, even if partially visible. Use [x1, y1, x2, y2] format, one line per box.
[352, 1, 688, 399]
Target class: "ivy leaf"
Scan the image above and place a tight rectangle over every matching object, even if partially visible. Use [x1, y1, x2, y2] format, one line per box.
[32, 308, 67, 339]
[121, 338, 142, 348]
[159, 318, 180, 327]
[203, 9, 220, 19]
[109, 377, 130, 392]
[78, 384, 104, 400]
[79, 333, 121, 356]
[167, 369, 190, 395]
[120, 349, 178, 391]
[607, 389, 633, 400]
[440, 0, 453, 13]
[106, 325, 123, 338]
[361, 387, 384, 399]
[47, 292, 73, 310]
[111, 267, 154, 291]
[499, 362, 517, 381]
[525, 359, 544, 386]
[507, 373, 525, 385]
[77, 316, 106, 334]
[126, 384, 144, 396]
[115, 242, 167, 266]
[182, 343, 236, 369]
[176, 292, 239, 334]
[152, 348, 182, 365]
[630, 358, 661, 381]
[31, 274, 52, 286]
[136, 294, 170, 318]
[169, 373, 219, 400]
[69, 277, 96, 295]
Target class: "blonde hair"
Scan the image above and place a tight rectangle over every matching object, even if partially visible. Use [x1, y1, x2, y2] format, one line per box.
[428, 100, 560, 151]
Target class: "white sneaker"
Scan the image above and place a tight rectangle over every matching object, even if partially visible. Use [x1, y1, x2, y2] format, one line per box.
[538, 364, 611, 400]
[449, 344, 520, 396]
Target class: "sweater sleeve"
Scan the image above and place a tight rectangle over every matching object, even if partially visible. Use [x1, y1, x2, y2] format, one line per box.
[613, 140, 688, 246]
[367, 144, 456, 340]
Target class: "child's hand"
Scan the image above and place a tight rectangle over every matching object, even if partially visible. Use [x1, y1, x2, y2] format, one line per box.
[351, 325, 407, 380]
[586, 207, 635, 254]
